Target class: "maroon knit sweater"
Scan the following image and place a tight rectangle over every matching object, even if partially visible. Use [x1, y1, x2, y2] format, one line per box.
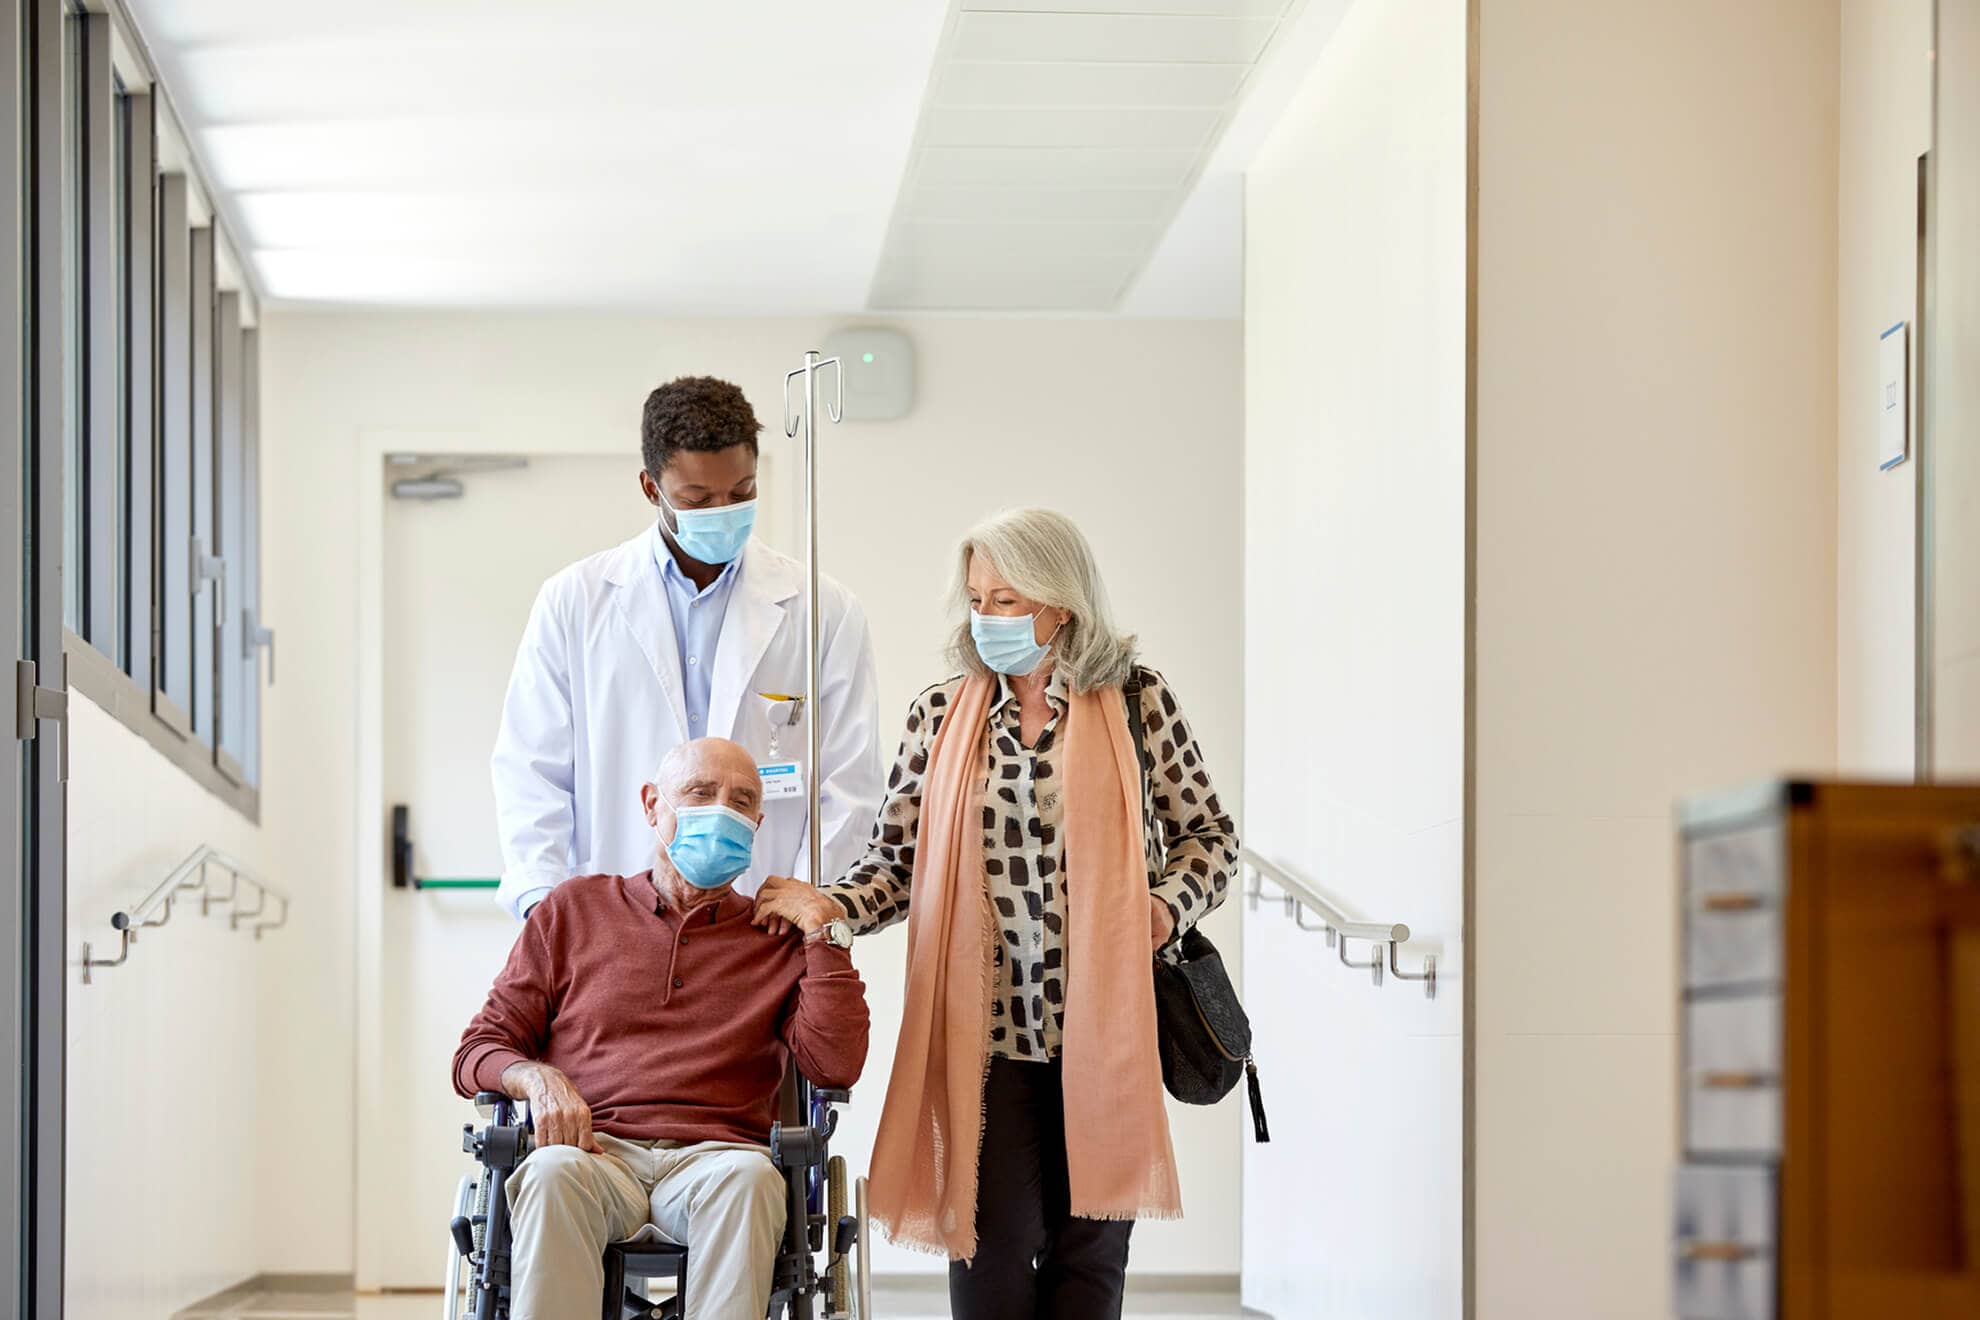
[452, 872, 869, 1146]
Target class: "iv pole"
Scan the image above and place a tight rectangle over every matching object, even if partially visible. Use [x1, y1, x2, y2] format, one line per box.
[783, 349, 876, 1320]
[782, 349, 843, 892]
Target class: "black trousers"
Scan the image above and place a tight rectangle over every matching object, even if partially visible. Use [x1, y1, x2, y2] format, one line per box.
[949, 1056, 1135, 1320]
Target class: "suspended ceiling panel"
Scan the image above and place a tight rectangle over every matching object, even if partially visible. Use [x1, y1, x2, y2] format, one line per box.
[123, 0, 952, 310]
[869, 0, 1306, 311]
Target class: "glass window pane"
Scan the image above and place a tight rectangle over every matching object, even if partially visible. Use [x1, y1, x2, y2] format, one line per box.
[62, 12, 80, 633]
[215, 293, 244, 776]
[189, 225, 213, 748]
[110, 83, 127, 668]
[124, 92, 154, 686]
[242, 330, 259, 787]
[156, 175, 191, 726]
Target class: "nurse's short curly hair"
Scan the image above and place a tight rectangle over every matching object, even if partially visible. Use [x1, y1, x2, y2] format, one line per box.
[641, 376, 762, 477]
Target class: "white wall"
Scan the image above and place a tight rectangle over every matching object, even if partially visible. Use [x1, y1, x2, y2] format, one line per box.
[1241, 1, 1467, 1315]
[65, 694, 271, 1318]
[1473, 3, 1839, 1317]
[257, 311, 1246, 1280]
[1931, 2, 1980, 776]
[1837, 0, 1931, 775]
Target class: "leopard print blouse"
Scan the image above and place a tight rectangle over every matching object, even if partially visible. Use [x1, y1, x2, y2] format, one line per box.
[827, 664, 1238, 1062]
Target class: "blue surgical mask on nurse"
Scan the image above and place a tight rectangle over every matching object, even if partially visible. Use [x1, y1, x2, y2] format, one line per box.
[658, 486, 757, 565]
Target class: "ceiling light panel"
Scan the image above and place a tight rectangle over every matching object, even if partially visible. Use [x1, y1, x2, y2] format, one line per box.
[868, 0, 1302, 312]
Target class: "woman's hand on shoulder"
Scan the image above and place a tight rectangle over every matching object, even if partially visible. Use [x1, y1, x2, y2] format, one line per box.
[752, 875, 845, 938]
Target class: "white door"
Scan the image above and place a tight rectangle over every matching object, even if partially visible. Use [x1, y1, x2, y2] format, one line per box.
[365, 454, 655, 1288]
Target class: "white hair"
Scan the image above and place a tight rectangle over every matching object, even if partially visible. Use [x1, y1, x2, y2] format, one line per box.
[946, 507, 1137, 694]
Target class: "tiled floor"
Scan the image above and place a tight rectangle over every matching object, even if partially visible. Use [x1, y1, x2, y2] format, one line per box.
[178, 1284, 1250, 1320]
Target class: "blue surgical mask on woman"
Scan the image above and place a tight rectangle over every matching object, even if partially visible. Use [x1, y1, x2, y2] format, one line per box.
[971, 610, 1061, 677]
[664, 803, 758, 889]
[659, 489, 757, 565]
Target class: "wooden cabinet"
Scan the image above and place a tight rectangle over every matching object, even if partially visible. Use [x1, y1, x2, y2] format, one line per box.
[1674, 781, 1980, 1319]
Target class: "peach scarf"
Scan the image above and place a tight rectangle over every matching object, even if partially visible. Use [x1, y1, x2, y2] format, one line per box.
[865, 674, 1181, 1261]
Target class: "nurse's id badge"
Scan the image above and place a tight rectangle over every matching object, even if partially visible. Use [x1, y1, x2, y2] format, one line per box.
[758, 760, 805, 801]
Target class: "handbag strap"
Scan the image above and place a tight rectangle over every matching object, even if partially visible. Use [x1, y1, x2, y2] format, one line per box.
[1123, 669, 1149, 785]
[1128, 670, 1180, 959]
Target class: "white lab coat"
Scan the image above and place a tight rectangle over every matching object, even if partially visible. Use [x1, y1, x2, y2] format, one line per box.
[491, 531, 883, 918]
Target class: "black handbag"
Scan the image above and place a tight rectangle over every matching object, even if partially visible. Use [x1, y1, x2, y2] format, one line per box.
[1126, 674, 1269, 1143]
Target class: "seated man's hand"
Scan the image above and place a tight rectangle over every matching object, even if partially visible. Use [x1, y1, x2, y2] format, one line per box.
[503, 1061, 602, 1152]
[752, 876, 844, 939]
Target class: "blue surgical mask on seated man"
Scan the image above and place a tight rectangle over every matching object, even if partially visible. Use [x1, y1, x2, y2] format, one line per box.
[971, 609, 1060, 678]
[659, 490, 757, 565]
[665, 803, 758, 889]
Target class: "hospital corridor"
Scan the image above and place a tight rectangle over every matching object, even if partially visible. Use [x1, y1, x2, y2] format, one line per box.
[7, 2, 1980, 1319]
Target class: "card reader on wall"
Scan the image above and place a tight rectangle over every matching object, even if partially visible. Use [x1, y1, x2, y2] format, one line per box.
[821, 327, 914, 421]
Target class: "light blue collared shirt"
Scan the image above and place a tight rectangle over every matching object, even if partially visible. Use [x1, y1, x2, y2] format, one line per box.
[653, 525, 743, 735]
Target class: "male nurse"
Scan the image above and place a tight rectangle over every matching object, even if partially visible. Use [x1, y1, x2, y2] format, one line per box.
[491, 375, 883, 918]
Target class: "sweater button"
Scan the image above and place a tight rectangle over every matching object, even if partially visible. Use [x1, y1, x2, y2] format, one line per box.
[673, 977, 684, 988]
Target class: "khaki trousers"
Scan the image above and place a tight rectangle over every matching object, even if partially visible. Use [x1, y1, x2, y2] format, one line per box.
[505, 1132, 787, 1320]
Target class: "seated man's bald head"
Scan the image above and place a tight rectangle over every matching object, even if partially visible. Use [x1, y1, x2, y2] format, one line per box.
[653, 737, 761, 803]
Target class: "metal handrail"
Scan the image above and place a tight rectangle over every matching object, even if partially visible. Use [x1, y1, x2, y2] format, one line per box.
[79, 845, 289, 984]
[1240, 848, 1437, 998]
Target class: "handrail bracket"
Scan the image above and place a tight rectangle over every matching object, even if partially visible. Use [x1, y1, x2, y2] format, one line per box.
[1241, 849, 1436, 999]
[79, 845, 288, 982]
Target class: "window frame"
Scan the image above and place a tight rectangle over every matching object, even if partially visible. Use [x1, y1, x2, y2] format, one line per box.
[0, 0, 28, 1291]
[26, 3, 74, 1315]
[53, 2, 260, 820]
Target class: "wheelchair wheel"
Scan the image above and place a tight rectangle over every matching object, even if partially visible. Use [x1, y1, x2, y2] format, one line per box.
[444, 1174, 475, 1320]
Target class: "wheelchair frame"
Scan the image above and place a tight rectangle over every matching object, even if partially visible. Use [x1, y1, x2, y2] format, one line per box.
[444, 1069, 872, 1320]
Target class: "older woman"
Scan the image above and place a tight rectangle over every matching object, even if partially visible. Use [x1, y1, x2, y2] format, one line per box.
[753, 507, 1238, 1320]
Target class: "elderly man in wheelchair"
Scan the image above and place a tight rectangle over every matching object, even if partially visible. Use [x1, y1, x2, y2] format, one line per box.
[449, 738, 870, 1320]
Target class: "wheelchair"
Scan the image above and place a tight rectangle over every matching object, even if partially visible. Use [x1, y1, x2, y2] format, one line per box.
[443, 1068, 873, 1320]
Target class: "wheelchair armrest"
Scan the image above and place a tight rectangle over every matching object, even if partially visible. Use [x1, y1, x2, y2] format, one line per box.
[814, 1088, 851, 1105]
[470, 1092, 531, 1137]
